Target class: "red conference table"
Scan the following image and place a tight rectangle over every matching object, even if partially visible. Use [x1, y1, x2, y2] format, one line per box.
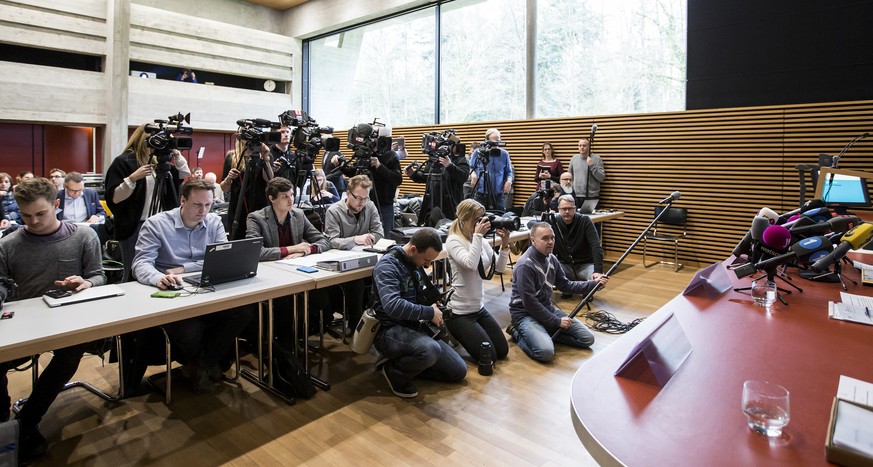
[570, 263, 872, 466]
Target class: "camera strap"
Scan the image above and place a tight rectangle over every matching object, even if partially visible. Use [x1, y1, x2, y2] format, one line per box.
[477, 248, 497, 281]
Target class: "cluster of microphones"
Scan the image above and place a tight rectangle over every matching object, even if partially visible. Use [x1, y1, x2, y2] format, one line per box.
[732, 199, 873, 279]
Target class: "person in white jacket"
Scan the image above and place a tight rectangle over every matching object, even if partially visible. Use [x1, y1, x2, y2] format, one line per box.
[445, 199, 510, 366]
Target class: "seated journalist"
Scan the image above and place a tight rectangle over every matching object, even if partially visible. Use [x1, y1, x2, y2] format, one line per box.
[550, 195, 604, 298]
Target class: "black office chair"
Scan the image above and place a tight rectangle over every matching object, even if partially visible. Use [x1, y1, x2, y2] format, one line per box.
[643, 206, 688, 272]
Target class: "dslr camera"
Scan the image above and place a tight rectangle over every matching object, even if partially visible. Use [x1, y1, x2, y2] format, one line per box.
[536, 180, 556, 200]
[479, 214, 521, 232]
[478, 139, 507, 157]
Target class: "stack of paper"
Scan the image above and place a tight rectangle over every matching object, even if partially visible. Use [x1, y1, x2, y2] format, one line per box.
[826, 376, 873, 465]
[852, 260, 873, 286]
[828, 292, 873, 326]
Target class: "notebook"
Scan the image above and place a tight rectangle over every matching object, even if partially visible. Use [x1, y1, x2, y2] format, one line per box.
[183, 237, 262, 287]
[42, 284, 126, 308]
[579, 199, 599, 214]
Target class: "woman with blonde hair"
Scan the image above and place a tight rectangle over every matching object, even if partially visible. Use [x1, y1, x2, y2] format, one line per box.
[302, 168, 340, 205]
[445, 198, 510, 367]
[105, 123, 191, 281]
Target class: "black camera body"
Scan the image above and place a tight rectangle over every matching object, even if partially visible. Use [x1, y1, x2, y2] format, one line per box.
[236, 118, 283, 148]
[480, 214, 521, 232]
[478, 139, 507, 157]
[536, 180, 555, 200]
[339, 119, 385, 176]
[421, 129, 459, 158]
[279, 110, 334, 170]
[145, 113, 194, 172]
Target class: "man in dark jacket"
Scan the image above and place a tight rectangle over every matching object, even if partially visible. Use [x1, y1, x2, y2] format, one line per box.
[405, 142, 470, 223]
[368, 135, 403, 235]
[550, 195, 604, 298]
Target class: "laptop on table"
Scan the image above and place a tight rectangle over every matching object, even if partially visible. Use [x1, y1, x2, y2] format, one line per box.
[183, 237, 262, 287]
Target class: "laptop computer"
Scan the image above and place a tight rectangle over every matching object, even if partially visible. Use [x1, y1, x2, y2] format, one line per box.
[183, 237, 262, 287]
[42, 284, 126, 308]
[579, 199, 599, 214]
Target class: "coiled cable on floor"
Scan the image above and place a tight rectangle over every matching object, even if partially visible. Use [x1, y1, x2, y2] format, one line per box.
[581, 309, 644, 334]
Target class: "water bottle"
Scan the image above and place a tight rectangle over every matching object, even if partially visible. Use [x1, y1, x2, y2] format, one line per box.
[478, 342, 494, 376]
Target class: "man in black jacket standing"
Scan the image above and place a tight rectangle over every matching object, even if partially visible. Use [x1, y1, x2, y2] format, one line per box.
[405, 141, 470, 223]
[550, 195, 604, 298]
[369, 133, 403, 234]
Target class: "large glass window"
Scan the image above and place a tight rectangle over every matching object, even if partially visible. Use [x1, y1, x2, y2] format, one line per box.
[439, 0, 526, 123]
[308, 7, 436, 131]
[535, 0, 686, 117]
[305, 0, 686, 126]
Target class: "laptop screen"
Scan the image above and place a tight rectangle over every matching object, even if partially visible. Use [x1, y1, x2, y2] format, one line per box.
[190, 237, 262, 286]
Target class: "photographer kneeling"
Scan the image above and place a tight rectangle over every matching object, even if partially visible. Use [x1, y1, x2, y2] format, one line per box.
[372, 228, 466, 398]
[445, 199, 510, 368]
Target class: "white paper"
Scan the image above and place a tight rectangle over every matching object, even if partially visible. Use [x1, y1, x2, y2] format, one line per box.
[838, 375, 873, 407]
[832, 400, 873, 457]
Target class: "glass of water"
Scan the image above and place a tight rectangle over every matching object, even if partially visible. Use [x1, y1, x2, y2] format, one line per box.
[742, 380, 790, 437]
[751, 280, 777, 310]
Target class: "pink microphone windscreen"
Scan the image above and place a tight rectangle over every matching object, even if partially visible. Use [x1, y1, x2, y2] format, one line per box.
[762, 225, 792, 250]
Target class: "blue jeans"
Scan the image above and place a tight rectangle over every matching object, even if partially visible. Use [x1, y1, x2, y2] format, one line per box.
[512, 309, 594, 363]
[378, 204, 395, 236]
[374, 325, 467, 386]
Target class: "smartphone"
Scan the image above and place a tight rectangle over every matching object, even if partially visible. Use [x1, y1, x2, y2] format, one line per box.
[44, 288, 73, 299]
[151, 291, 181, 298]
[297, 266, 319, 273]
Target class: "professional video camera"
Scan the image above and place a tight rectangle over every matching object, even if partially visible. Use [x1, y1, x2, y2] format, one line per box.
[478, 139, 507, 157]
[278, 110, 334, 168]
[479, 213, 521, 232]
[145, 112, 194, 172]
[338, 119, 385, 175]
[422, 129, 459, 158]
[236, 118, 283, 148]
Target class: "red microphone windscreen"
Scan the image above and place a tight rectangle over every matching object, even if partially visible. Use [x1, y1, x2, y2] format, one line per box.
[762, 225, 792, 250]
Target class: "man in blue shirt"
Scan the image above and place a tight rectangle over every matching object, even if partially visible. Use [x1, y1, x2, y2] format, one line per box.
[133, 179, 251, 393]
[469, 128, 514, 211]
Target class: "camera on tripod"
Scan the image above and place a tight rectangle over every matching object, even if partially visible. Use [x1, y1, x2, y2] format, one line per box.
[278, 110, 335, 170]
[478, 139, 507, 157]
[338, 119, 384, 176]
[145, 112, 194, 172]
[479, 214, 521, 232]
[422, 129, 459, 159]
[236, 118, 284, 149]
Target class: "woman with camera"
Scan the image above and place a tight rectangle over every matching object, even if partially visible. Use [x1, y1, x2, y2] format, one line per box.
[444, 199, 510, 367]
[301, 168, 340, 205]
[106, 123, 190, 281]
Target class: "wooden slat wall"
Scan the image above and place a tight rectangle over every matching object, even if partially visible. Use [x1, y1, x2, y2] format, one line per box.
[390, 100, 873, 266]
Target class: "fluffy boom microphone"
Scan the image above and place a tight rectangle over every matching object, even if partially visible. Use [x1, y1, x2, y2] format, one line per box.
[811, 223, 873, 272]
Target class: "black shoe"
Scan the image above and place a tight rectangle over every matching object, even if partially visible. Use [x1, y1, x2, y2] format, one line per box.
[505, 323, 516, 340]
[20, 428, 49, 462]
[0, 408, 9, 423]
[382, 366, 417, 398]
[560, 293, 573, 300]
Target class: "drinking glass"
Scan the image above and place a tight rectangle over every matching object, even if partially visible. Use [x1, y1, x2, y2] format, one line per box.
[742, 380, 790, 437]
[751, 280, 777, 310]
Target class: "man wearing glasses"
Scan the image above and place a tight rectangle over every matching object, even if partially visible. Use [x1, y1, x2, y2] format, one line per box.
[323, 174, 384, 330]
[549, 195, 604, 298]
[56, 171, 105, 224]
[48, 168, 66, 191]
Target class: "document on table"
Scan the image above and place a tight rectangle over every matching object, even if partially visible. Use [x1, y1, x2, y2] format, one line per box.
[277, 249, 378, 268]
[833, 376, 873, 458]
[827, 292, 873, 326]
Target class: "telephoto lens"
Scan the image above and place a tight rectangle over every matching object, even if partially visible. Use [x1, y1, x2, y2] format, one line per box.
[478, 341, 494, 376]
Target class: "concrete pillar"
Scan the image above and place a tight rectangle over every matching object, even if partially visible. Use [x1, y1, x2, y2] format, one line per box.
[104, 0, 131, 170]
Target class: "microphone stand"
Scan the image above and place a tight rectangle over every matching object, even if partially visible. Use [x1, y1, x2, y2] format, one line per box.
[551, 198, 678, 340]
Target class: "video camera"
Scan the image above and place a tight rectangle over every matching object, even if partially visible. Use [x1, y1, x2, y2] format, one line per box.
[278, 110, 335, 169]
[145, 112, 194, 172]
[236, 118, 283, 148]
[478, 139, 507, 157]
[422, 129, 459, 158]
[339, 119, 385, 175]
[536, 180, 556, 200]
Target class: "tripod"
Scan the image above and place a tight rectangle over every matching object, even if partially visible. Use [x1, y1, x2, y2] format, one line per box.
[230, 143, 273, 240]
[472, 155, 500, 212]
[417, 160, 446, 226]
[147, 149, 180, 217]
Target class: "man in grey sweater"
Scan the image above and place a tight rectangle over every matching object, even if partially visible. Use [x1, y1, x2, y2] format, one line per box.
[0, 177, 106, 461]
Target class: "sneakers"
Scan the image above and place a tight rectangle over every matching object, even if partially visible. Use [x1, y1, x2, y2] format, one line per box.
[374, 356, 389, 371]
[382, 366, 418, 398]
[505, 323, 516, 341]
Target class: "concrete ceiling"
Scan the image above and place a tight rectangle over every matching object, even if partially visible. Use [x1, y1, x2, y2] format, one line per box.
[243, 0, 309, 11]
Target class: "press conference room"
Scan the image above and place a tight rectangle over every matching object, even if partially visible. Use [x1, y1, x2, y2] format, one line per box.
[2, 0, 873, 465]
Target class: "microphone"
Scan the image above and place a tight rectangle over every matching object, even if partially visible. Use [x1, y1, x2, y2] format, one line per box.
[790, 216, 861, 239]
[589, 124, 597, 146]
[833, 132, 870, 168]
[732, 216, 771, 259]
[757, 207, 779, 225]
[658, 191, 681, 204]
[736, 235, 834, 278]
[811, 223, 873, 272]
[776, 199, 825, 224]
